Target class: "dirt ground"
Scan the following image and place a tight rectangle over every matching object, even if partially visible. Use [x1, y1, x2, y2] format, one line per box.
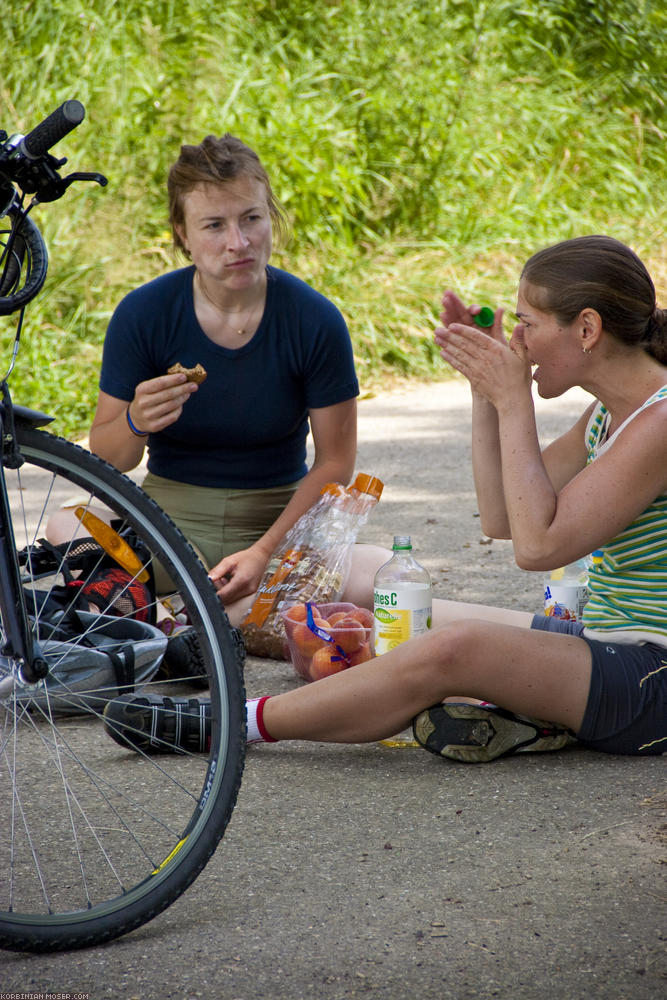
[3, 377, 665, 999]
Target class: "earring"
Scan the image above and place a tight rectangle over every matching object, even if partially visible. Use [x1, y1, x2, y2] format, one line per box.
[582, 347, 591, 355]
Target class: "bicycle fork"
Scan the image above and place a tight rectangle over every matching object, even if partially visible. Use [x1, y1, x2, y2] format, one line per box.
[0, 388, 48, 687]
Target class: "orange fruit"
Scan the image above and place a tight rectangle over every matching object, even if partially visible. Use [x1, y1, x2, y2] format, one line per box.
[348, 641, 372, 666]
[309, 646, 346, 681]
[331, 616, 365, 654]
[292, 617, 329, 657]
[328, 611, 349, 626]
[284, 603, 308, 623]
[349, 607, 374, 629]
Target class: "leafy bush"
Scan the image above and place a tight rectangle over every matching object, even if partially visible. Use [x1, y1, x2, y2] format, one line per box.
[2, 0, 665, 437]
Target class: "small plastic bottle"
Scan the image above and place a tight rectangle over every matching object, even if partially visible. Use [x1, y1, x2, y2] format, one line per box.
[543, 555, 598, 621]
[474, 306, 495, 327]
[373, 536, 432, 747]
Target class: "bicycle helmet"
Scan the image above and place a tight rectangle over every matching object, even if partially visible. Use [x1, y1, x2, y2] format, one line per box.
[9, 611, 167, 715]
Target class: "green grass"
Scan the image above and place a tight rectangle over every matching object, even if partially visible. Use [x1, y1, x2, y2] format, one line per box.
[2, 0, 666, 436]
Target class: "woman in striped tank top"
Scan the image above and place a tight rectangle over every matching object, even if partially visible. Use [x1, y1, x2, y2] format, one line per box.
[107, 236, 667, 763]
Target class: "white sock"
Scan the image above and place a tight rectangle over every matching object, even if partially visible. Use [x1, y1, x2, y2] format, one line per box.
[246, 696, 276, 744]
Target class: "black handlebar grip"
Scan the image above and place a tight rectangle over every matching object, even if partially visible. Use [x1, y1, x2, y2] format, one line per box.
[21, 100, 85, 159]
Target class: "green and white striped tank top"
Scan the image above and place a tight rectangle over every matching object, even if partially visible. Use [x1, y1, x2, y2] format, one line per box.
[582, 385, 667, 648]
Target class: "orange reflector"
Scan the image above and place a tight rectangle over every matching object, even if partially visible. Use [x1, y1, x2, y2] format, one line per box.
[70, 507, 150, 584]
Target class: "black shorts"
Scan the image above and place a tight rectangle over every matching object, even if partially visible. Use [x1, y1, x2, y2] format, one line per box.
[531, 615, 667, 755]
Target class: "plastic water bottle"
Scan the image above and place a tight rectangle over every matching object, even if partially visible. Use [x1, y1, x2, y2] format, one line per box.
[374, 536, 432, 652]
[373, 536, 432, 747]
[543, 552, 602, 621]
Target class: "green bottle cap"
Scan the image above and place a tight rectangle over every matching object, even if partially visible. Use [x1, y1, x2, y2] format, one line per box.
[475, 307, 495, 327]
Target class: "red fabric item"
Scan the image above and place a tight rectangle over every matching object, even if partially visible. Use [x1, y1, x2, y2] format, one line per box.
[82, 567, 151, 623]
[256, 695, 278, 743]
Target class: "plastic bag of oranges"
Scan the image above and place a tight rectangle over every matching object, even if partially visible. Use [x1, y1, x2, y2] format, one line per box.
[281, 602, 375, 681]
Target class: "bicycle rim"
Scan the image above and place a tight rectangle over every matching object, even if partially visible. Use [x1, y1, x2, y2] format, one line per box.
[0, 427, 245, 952]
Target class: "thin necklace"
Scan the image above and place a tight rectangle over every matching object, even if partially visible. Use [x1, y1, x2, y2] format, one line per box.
[196, 274, 264, 336]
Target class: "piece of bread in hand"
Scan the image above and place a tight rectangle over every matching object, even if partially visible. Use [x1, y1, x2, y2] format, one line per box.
[167, 362, 207, 384]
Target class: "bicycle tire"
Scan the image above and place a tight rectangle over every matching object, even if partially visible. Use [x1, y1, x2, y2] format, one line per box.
[0, 426, 246, 952]
[0, 203, 48, 314]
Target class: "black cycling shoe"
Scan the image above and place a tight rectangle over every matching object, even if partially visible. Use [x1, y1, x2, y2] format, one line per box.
[413, 702, 575, 763]
[156, 626, 209, 688]
[156, 623, 246, 689]
[103, 693, 211, 754]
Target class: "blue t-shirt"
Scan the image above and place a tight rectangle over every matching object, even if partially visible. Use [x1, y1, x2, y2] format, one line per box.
[100, 265, 359, 488]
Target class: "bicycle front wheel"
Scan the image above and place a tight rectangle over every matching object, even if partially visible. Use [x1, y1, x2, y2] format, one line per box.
[0, 426, 245, 952]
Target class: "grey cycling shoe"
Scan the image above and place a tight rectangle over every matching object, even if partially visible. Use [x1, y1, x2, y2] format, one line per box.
[413, 702, 576, 763]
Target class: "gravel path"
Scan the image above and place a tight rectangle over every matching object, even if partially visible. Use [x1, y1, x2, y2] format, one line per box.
[4, 378, 665, 1000]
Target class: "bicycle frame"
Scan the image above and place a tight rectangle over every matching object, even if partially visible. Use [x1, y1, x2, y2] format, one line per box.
[0, 101, 104, 684]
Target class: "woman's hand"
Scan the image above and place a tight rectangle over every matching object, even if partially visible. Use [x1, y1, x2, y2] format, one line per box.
[208, 543, 270, 606]
[128, 371, 199, 435]
[439, 290, 506, 345]
[438, 323, 531, 407]
[89, 374, 199, 471]
[435, 294, 531, 408]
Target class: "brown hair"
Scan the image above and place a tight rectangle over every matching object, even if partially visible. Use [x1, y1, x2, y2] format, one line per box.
[167, 133, 289, 253]
[521, 235, 667, 365]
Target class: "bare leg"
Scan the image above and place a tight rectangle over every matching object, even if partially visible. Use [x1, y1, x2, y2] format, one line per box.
[432, 597, 533, 630]
[262, 617, 592, 743]
[46, 505, 112, 544]
[340, 548, 533, 624]
[225, 594, 256, 627]
[340, 543, 392, 608]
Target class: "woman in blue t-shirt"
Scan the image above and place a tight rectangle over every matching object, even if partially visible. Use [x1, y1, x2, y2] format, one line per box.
[87, 133, 384, 618]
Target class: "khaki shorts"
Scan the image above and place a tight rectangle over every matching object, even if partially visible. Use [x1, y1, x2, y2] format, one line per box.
[142, 472, 300, 580]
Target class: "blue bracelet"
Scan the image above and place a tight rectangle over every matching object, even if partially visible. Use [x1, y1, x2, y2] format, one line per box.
[126, 406, 149, 437]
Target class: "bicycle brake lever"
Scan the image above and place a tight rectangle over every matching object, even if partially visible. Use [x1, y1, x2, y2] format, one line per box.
[63, 171, 108, 187]
[33, 170, 108, 204]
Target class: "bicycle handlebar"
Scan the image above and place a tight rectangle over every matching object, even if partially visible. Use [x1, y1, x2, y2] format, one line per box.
[0, 99, 105, 202]
[20, 100, 85, 159]
[0, 99, 106, 315]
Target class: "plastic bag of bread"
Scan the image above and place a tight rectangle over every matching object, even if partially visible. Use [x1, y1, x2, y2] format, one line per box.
[240, 473, 383, 659]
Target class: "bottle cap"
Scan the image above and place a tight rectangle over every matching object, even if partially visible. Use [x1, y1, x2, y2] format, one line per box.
[320, 482, 346, 498]
[350, 473, 384, 500]
[474, 307, 495, 327]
